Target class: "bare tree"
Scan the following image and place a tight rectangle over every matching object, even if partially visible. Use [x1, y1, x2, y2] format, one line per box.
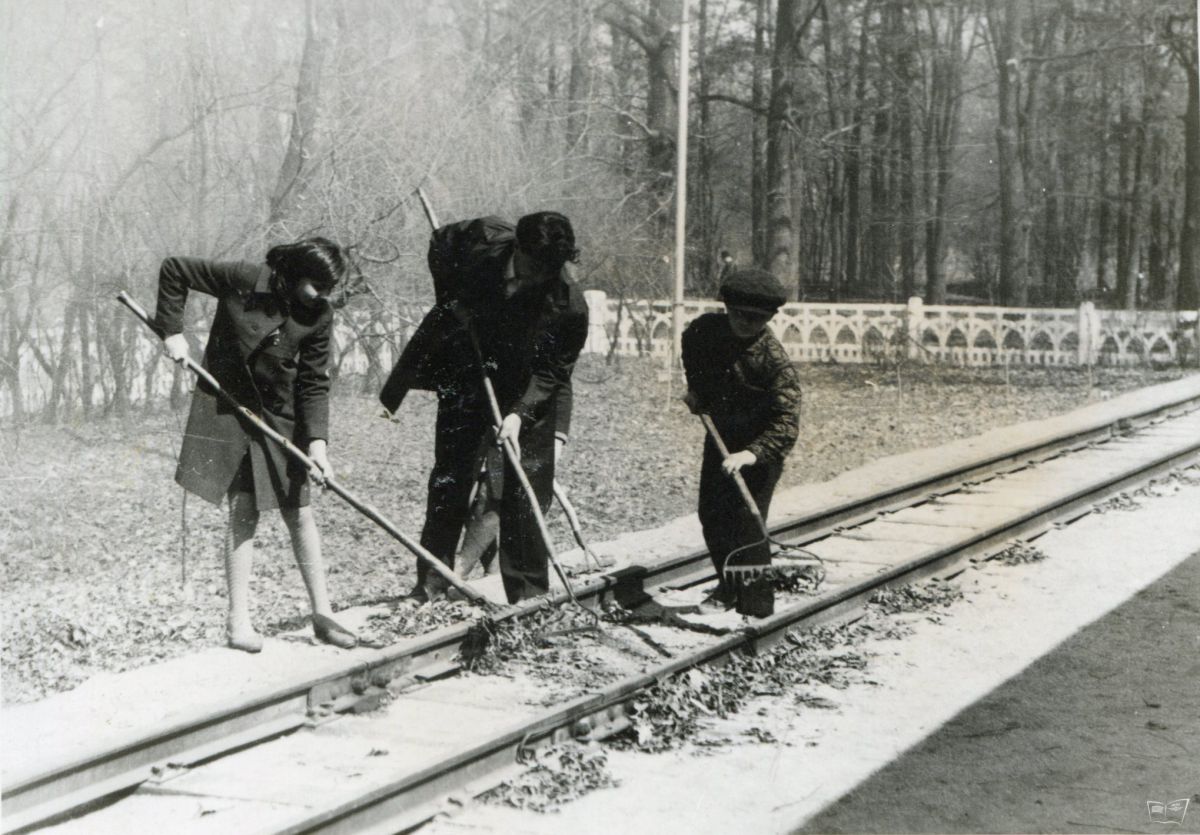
[986, 0, 1030, 306]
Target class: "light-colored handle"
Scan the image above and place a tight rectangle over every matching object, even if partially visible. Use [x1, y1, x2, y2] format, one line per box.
[699, 413, 769, 537]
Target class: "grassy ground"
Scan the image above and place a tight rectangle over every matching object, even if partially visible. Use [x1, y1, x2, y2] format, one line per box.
[0, 357, 1191, 704]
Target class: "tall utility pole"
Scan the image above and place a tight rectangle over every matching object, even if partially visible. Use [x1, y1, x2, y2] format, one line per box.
[671, 0, 690, 364]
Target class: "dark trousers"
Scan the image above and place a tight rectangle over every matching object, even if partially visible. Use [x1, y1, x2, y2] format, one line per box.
[417, 393, 488, 587]
[417, 391, 555, 603]
[496, 417, 555, 602]
[697, 438, 782, 615]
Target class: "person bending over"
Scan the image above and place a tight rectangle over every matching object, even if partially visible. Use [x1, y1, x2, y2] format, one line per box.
[156, 238, 357, 652]
[380, 212, 588, 604]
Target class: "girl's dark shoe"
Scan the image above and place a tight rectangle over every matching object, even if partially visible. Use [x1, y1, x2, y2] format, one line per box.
[313, 614, 358, 649]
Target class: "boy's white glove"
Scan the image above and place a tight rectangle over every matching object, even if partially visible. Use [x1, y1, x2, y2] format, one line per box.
[722, 450, 757, 475]
[498, 413, 522, 456]
[163, 333, 189, 363]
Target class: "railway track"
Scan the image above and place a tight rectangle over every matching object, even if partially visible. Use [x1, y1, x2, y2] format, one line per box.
[7, 378, 1200, 834]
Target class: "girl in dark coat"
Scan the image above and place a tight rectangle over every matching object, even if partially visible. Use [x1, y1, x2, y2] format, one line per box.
[155, 238, 357, 653]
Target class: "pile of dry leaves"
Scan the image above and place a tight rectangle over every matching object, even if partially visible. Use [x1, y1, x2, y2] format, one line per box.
[868, 578, 964, 614]
[992, 542, 1050, 566]
[480, 742, 617, 813]
[619, 624, 874, 753]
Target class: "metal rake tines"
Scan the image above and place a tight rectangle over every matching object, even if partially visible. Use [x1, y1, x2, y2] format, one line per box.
[722, 563, 827, 600]
[722, 538, 826, 586]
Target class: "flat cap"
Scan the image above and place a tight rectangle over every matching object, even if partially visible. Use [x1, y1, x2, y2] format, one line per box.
[719, 268, 787, 313]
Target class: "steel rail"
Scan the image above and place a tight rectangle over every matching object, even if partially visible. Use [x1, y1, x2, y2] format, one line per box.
[5, 388, 1200, 833]
[269, 416, 1200, 835]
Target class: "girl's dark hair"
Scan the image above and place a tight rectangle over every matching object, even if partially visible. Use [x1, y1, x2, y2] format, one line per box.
[265, 237, 347, 292]
[515, 212, 579, 272]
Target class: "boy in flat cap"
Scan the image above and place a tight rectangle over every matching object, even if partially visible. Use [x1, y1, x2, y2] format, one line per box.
[682, 268, 802, 616]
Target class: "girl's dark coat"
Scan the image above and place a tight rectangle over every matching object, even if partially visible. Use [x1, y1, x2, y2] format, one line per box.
[155, 257, 332, 510]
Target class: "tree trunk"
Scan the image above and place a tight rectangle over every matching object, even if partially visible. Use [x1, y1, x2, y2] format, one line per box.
[565, 0, 592, 170]
[43, 301, 77, 422]
[608, 21, 638, 190]
[766, 0, 798, 283]
[79, 299, 94, 416]
[1146, 118, 1169, 307]
[765, 0, 821, 289]
[695, 0, 717, 295]
[1114, 99, 1133, 305]
[867, 106, 891, 299]
[1095, 112, 1112, 298]
[605, 0, 676, 230]
[2, 318, 22, 424]
[1177, 46, 1200, 310]
[751, 0, 768, 267]
[844, 3, 870, 296]
[644, 0, 675, 223]
[921, 1, 964, 307]
[100, 307, 131, 417]
[268, 0, 329, 231]
[990, 0, 1029, 306]
[821, 1, 843, 301]
[890, 1, 917, 300]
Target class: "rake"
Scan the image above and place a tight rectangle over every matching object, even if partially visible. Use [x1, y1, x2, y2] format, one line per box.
[464, 323, 600, 633]
[698, 413, 825, 586]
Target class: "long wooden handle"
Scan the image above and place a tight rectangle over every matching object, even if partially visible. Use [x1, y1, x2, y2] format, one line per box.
[698, 413, 769, 537]
[466, 328, 576, 595]
[117, 291, 490, 606]
[414, 186, 440, 229]
[553, 483, 587, 548]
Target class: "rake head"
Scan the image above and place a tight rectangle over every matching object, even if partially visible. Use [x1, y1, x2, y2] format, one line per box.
[561, 547, 612, 577]
[723, 562, 823, 580]
[722, 541, 826, 589]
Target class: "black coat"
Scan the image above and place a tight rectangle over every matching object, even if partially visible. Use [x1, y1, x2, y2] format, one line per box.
[380, 217, 588, 439]
[155, 257, 332, 510]
[682, 312, 802, 466]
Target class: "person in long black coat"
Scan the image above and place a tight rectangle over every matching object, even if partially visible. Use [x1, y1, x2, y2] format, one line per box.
[380, 213, 589, 604]
[155, 238, 357, 652]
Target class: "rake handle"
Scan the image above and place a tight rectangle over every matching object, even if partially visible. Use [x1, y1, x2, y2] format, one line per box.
[553, 483, 589, 551]
[414, 186, 440, 230]
[698, 413, 770, 538]
[116, 291, 490, 607]
[466, 327, 577, 597]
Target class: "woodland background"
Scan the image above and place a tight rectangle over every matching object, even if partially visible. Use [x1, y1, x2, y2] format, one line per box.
[1, 0, 1198, 423]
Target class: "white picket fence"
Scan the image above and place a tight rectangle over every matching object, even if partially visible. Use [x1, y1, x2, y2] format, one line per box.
[4, 295, 1198, 419]
[583, 293, 1200, 369]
